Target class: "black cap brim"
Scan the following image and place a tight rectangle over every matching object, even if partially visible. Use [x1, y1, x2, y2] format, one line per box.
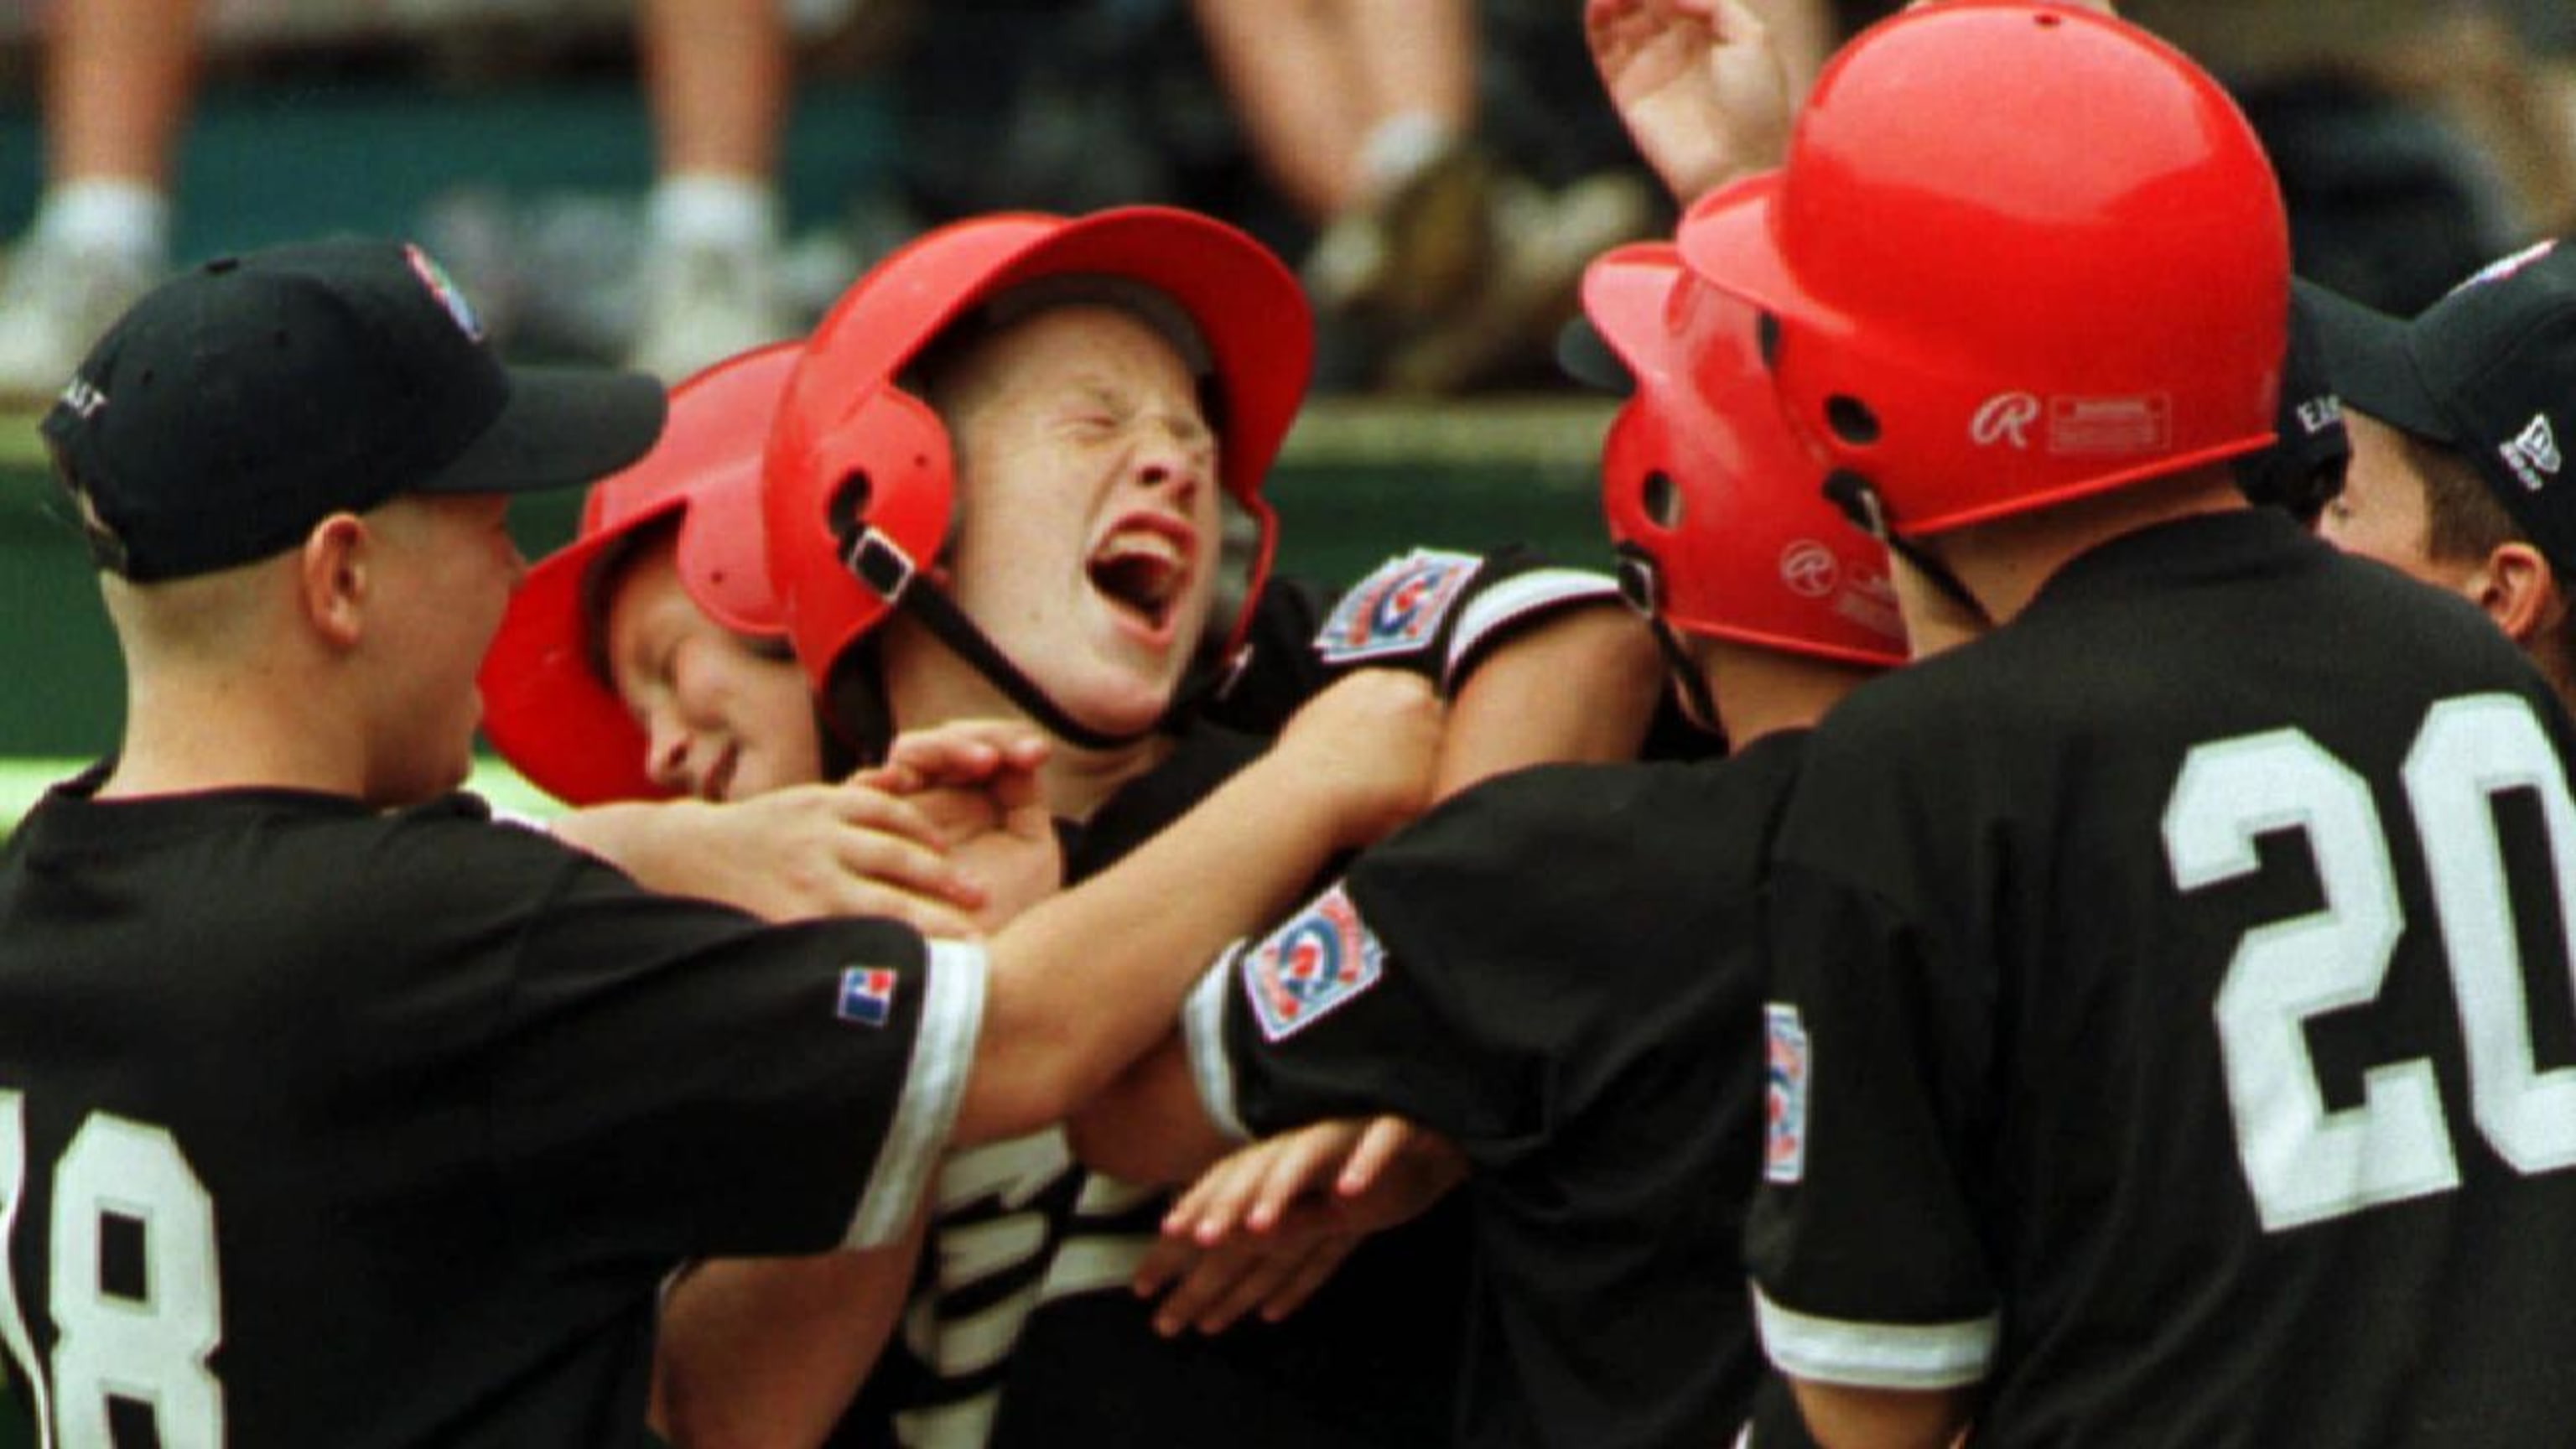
[2293, 278, 2450, 442]
[418, 364, 668, 497]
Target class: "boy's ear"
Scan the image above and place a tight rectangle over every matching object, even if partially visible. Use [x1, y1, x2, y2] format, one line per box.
[299, 513, 371, 649]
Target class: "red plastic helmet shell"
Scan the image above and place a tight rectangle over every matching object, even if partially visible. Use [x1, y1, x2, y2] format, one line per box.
[1588, 243, 1906, 668]
[763, 206, 1313, 699]
[1676, 1, 2288, 536]
[479, 341, 799, 806]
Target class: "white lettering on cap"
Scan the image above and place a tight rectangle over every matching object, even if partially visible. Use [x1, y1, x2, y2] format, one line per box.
[56, 377, 106, 419]
[2501, 413, 2563, 492]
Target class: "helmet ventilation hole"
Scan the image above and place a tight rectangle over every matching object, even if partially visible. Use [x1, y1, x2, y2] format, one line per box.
[1826, 396, 1882, 445]
[1641, 470, 1684, 529]
[1756, 312, 1783, 371]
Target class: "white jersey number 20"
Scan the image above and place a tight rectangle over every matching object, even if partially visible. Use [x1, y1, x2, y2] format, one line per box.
[2165, 693, 2576, 1233]
[0, 1092, 226, 1447]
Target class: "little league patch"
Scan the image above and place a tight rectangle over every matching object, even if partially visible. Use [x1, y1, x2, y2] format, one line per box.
[1315, 549, 1482, 663]
[1242, 885, 1385, 1041]
[1765, 1004, 1810, 1184]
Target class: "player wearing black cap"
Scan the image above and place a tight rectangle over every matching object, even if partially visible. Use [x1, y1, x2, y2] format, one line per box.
[2307, 238, 2576, 714]
[0, 237, 1439, 1446]
[1678, 7, 2576, 1446]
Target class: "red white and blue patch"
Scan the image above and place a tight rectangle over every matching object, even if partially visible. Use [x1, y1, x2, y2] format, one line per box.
[1240, 886, 1385, 1042]
[403, 242, 486, 341]
[1315, 549, 1481, 664]
[1765, 1004, 1810, 1184]
[837, 965, 900, 1028]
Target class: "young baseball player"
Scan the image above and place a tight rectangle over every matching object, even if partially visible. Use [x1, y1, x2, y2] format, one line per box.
[0, 237, 1439, 1446]
[2305, 239, 2576, 714]
[1678, 5, 2576, 1445]
[1072, 238, 1907, 1449]
[478, 205, 1670, 1446]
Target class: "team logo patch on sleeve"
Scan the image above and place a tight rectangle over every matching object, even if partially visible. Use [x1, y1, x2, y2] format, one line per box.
[1240, 886, 1385, 1041]
[837, 965, 900, 1027]
[1765, 1005, 1810, 1184]
[1315, 549, 1482, 664]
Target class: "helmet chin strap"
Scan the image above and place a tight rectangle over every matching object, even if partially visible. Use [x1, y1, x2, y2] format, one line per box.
[841, 526, 1163, 755]
[1820, 471, 1992, 626]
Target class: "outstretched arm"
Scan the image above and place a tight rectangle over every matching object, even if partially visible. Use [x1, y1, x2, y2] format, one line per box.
[958, 671, 1443, 1145]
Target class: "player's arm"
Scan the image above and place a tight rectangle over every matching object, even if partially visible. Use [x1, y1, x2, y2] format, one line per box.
[1435, 600, 1665, 796]
[1587, 0, 1797, 206]
[956, 670, 1441, 1144]
[650, 1210, 927, 1449]
[1783, 1380, 1974, 1449]
[544, 782, 983, 934]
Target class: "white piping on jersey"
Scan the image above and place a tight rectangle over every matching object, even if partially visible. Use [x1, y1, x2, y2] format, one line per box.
[844, 940, 990, 1249]
[1184, 949, 1253, 1144]
[1752, 1283, 1997, 1390]
[1441, 568, 1622, 690]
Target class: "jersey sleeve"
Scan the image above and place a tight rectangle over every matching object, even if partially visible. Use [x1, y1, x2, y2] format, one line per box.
[1183, 766, 1683, 1158]
[1748, 853, 2002, 1392]
[1306, 545, 1622, 696]
[488, 852, 986, 1263]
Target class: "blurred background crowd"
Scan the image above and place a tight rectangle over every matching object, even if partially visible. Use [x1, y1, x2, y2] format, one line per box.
[0, 0, 2573, 413]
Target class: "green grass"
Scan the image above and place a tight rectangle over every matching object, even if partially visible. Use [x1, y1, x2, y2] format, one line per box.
[0, 756, 565, 832]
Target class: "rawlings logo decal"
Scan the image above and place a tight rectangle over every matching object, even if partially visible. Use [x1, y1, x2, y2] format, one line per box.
[1970, 392, 2040, 450]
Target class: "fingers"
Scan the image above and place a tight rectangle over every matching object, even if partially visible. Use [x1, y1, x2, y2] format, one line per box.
[1244, 1122, 1364, 1233]
[881, 719, 1052, 788]
[1140, 1219, 1361, 1337]
[1164, 1141, 1266, 1247]
[1249, 1231, 1358, 1326]
[1337, 1116, 1416, 1198]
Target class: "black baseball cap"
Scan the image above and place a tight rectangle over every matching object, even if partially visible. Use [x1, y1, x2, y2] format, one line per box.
[2235, 288, 2350, 521]
[40, 236, 667, 581]
[2298, 239, 2576, 569]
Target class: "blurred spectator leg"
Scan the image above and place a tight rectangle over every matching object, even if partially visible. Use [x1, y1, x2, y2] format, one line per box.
[0, 0, 197, 406]
[630, 0, 797, 382]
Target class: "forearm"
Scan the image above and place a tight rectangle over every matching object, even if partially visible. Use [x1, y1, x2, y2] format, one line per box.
[1067, 1031, 1239, 1186]
[652, 1228, 923, 1449]
[1789, 1379, 1974, 1449]
[1435, 605, 1664, 797]
[964, 759, 1351, 1144]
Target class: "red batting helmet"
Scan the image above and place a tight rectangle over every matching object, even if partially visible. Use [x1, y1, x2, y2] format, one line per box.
[763, 206, 1311, 714]
[1588, 243, 1906, 667]
[480, 342, 797, 806]
[1677, 1, 2288, 537]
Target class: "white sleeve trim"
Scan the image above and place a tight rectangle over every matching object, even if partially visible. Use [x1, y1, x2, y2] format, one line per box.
[1442, 568, 1623, 689]
[842, 939, 989, 1249]
[1753, 1283, 1997, 1390]
[1183, 947, 1254, 1145]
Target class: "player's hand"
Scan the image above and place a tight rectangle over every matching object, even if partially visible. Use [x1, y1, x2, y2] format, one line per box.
[864, 720, 1060, 933]
[555, 786, 984, 935]
[1587, 0, 1793, 206]
[1268, 672, 1445, 849]
[1131, 1208, 1362, 1337]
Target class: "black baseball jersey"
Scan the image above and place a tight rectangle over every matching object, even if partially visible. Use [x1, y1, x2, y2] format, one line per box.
[1183, 738, 1814, 1448]
[1751, 509, 2576, 1445]
[837, 717, 1471, 1447]
[0, 772, 979, 1447]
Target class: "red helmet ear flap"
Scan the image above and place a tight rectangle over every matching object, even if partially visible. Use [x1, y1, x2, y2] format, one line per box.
[765, 383, 958, 699]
